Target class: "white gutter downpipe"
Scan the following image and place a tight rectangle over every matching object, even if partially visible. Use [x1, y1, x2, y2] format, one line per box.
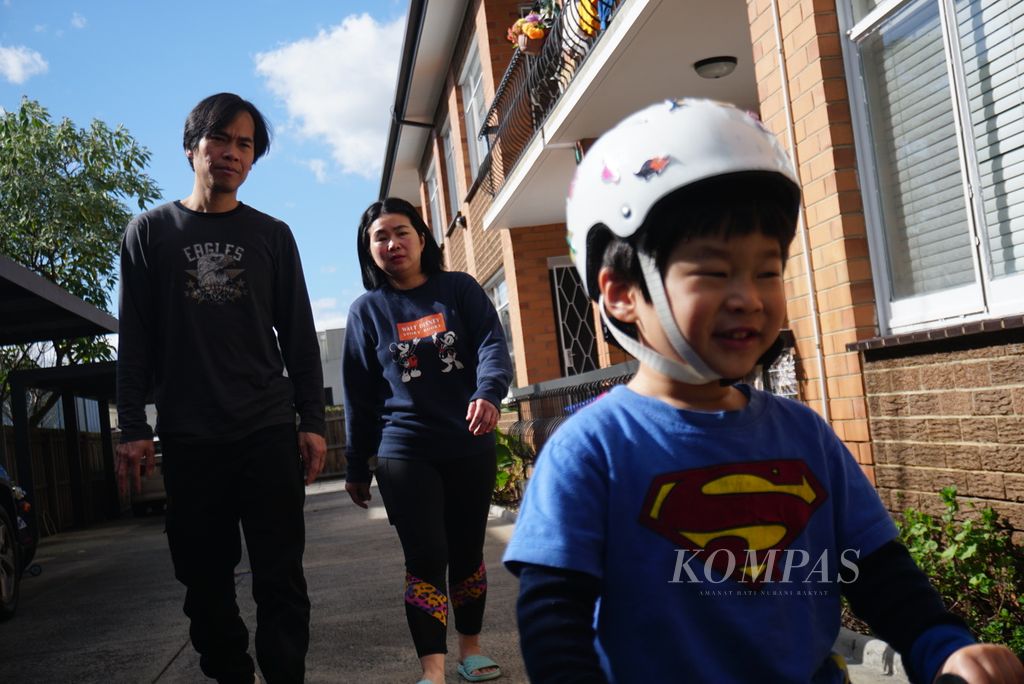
[770, 0, 830, 420]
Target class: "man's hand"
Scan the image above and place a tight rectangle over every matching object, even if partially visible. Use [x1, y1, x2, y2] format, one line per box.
[345, 482, 372, 509]
[940, 643, 1024, 683]
[116, 439, 156, 499]
[298, 431, 327, 486]
[466, 398, 499, 436]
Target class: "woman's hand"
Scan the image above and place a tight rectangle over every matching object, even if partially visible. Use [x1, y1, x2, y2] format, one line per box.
[345, 481, 372, 509]
[939, 643, 1024, 683]
[466, 398, 499, 435]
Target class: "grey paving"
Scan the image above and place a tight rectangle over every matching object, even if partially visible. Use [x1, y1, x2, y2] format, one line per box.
[0, 481, 523, 684]
[0, 479, 905, 683]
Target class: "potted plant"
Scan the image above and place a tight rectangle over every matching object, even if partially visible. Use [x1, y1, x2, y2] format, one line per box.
[507, 12, 549, 55]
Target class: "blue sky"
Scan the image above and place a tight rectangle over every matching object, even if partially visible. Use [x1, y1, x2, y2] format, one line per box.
[0, 0, 409, 331]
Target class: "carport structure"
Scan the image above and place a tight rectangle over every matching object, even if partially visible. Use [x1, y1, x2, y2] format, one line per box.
[0, 254, 119, 532]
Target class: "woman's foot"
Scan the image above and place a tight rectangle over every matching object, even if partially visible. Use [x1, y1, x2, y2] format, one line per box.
[457, 633, 501, 681]
[419, 652, 445, 684]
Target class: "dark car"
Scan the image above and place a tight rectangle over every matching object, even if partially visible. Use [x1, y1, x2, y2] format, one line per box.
[0, 463, 38, 620]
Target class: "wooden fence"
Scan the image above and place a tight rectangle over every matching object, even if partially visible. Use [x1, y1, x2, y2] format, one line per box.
[0, 426, 111, 536]
[323, 412, 347, 479]
[0, 413, 347, 537]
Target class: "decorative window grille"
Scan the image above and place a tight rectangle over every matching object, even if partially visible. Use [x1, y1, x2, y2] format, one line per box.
[549, 257, 597, 376]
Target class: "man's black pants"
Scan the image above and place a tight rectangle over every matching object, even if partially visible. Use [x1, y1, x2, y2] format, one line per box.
[162, 424, 309, 684]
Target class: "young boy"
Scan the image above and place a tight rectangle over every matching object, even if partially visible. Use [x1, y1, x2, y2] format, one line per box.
[503, 99, 1024, 683]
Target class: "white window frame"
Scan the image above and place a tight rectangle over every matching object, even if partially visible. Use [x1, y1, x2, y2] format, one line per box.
[441, 121, 461, 221]
[484, 269, 517, 385]
[424, 159, 444, 246]
[459, 41, 490, 181]
[840, 0, 1024, 334]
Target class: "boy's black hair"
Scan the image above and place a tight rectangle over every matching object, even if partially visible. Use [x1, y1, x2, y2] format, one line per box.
[357, 197, 445, 290]
[183, 93, 272, 169]
[594, 172, 799, 301]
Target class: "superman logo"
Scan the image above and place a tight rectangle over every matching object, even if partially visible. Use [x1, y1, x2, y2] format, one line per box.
[639, 460, 827, 587]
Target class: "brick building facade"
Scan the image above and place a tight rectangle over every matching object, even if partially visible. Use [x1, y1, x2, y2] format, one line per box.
[379, 0, 1024, 538]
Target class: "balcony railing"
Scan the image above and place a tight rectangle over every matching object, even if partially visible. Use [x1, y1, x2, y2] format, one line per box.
[476, 0, 624, 199]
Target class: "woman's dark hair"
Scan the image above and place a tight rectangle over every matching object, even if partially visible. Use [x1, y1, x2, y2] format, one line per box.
[357, 197, 444, 290]
[595, 172, 800, 301]
[182, 93, 272, 169]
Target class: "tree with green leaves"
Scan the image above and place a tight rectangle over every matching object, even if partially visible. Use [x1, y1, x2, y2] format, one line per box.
[0, 97, 161, 426]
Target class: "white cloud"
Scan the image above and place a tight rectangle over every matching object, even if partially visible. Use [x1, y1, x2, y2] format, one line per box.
[311, 297, 349, 331]
[0, 44, 48, 84]
[320, 265, 337, 274]
[70, 12, 86, 29]
[34, 24, 46, 33]
[254, 12, 405, 179]
[305, 158, 328, 183]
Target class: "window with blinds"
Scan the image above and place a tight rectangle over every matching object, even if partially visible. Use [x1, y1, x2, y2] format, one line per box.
[957, 0, 1024, 280]
[845, 0, 1024, 332]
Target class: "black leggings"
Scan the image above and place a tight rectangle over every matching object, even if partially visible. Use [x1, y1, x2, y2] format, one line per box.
[374, 451, 497, 657]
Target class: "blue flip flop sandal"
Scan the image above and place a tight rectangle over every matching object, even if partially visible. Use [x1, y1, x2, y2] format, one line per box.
[457, 655, 502, 682]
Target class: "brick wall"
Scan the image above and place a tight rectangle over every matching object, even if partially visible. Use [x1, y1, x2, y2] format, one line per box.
[863, 334, 1024, 539]
[504, 223, 566, 385]
[747, 0, 876, 476]
[466, 180, 505, 281]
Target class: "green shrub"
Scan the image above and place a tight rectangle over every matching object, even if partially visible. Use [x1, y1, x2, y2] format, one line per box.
[493, 427, 532, 509]
[898, 487, 1024, 653]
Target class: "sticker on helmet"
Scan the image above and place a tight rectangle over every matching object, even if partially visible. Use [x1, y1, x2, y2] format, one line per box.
[635, 155, 672, 181]
[600, 162, 620, 184]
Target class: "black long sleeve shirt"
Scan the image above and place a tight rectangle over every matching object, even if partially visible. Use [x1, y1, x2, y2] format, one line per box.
[117, 200, 325, 443]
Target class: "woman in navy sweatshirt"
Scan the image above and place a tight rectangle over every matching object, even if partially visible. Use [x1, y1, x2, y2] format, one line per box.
[342, 197, 512, 684]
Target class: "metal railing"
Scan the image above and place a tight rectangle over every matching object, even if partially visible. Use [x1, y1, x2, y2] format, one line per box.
[505, 360, 638, 456]
[476, 0, 624, 199]
[504, 330, 800, 457]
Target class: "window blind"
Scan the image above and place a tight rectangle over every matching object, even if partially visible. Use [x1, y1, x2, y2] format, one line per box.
[860, 0, 976, 298]
[956, 0, 1024, 278]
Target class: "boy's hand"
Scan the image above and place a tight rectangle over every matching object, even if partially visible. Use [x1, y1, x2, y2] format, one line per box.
[939, 643, 1024, 683]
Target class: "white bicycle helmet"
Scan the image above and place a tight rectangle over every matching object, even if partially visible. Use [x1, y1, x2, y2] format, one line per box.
[565, 98, 800, 384]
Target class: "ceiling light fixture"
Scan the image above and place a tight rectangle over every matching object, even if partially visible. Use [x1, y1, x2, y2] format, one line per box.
[693, 56, 738, 79]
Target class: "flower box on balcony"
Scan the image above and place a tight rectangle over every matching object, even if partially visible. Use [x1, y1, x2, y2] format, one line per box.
[508, 12, 550, 56]
[517, 33, 544, 55]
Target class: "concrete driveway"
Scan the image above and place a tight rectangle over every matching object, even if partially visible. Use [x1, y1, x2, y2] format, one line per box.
[0, 479, 905, 684]
[0, 480, 525, 684]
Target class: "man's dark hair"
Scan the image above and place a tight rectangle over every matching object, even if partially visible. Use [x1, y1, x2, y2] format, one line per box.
[182, 93, 272, 169]
[592, 172, 800, 302]
[357, 197, 444, 290]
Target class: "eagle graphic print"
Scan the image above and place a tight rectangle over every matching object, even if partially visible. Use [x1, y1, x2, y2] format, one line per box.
[183, 242, 247, 304]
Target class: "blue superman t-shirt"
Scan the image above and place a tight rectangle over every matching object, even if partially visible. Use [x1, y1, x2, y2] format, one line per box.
[504, 385, 897, 683]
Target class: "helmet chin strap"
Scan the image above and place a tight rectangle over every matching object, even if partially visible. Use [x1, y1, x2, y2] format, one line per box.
[598, 286, 720, 387]
[596, 252, 722, 385]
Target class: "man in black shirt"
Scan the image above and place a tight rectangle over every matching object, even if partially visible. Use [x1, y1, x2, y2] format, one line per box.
[116, 92, 326, 684]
